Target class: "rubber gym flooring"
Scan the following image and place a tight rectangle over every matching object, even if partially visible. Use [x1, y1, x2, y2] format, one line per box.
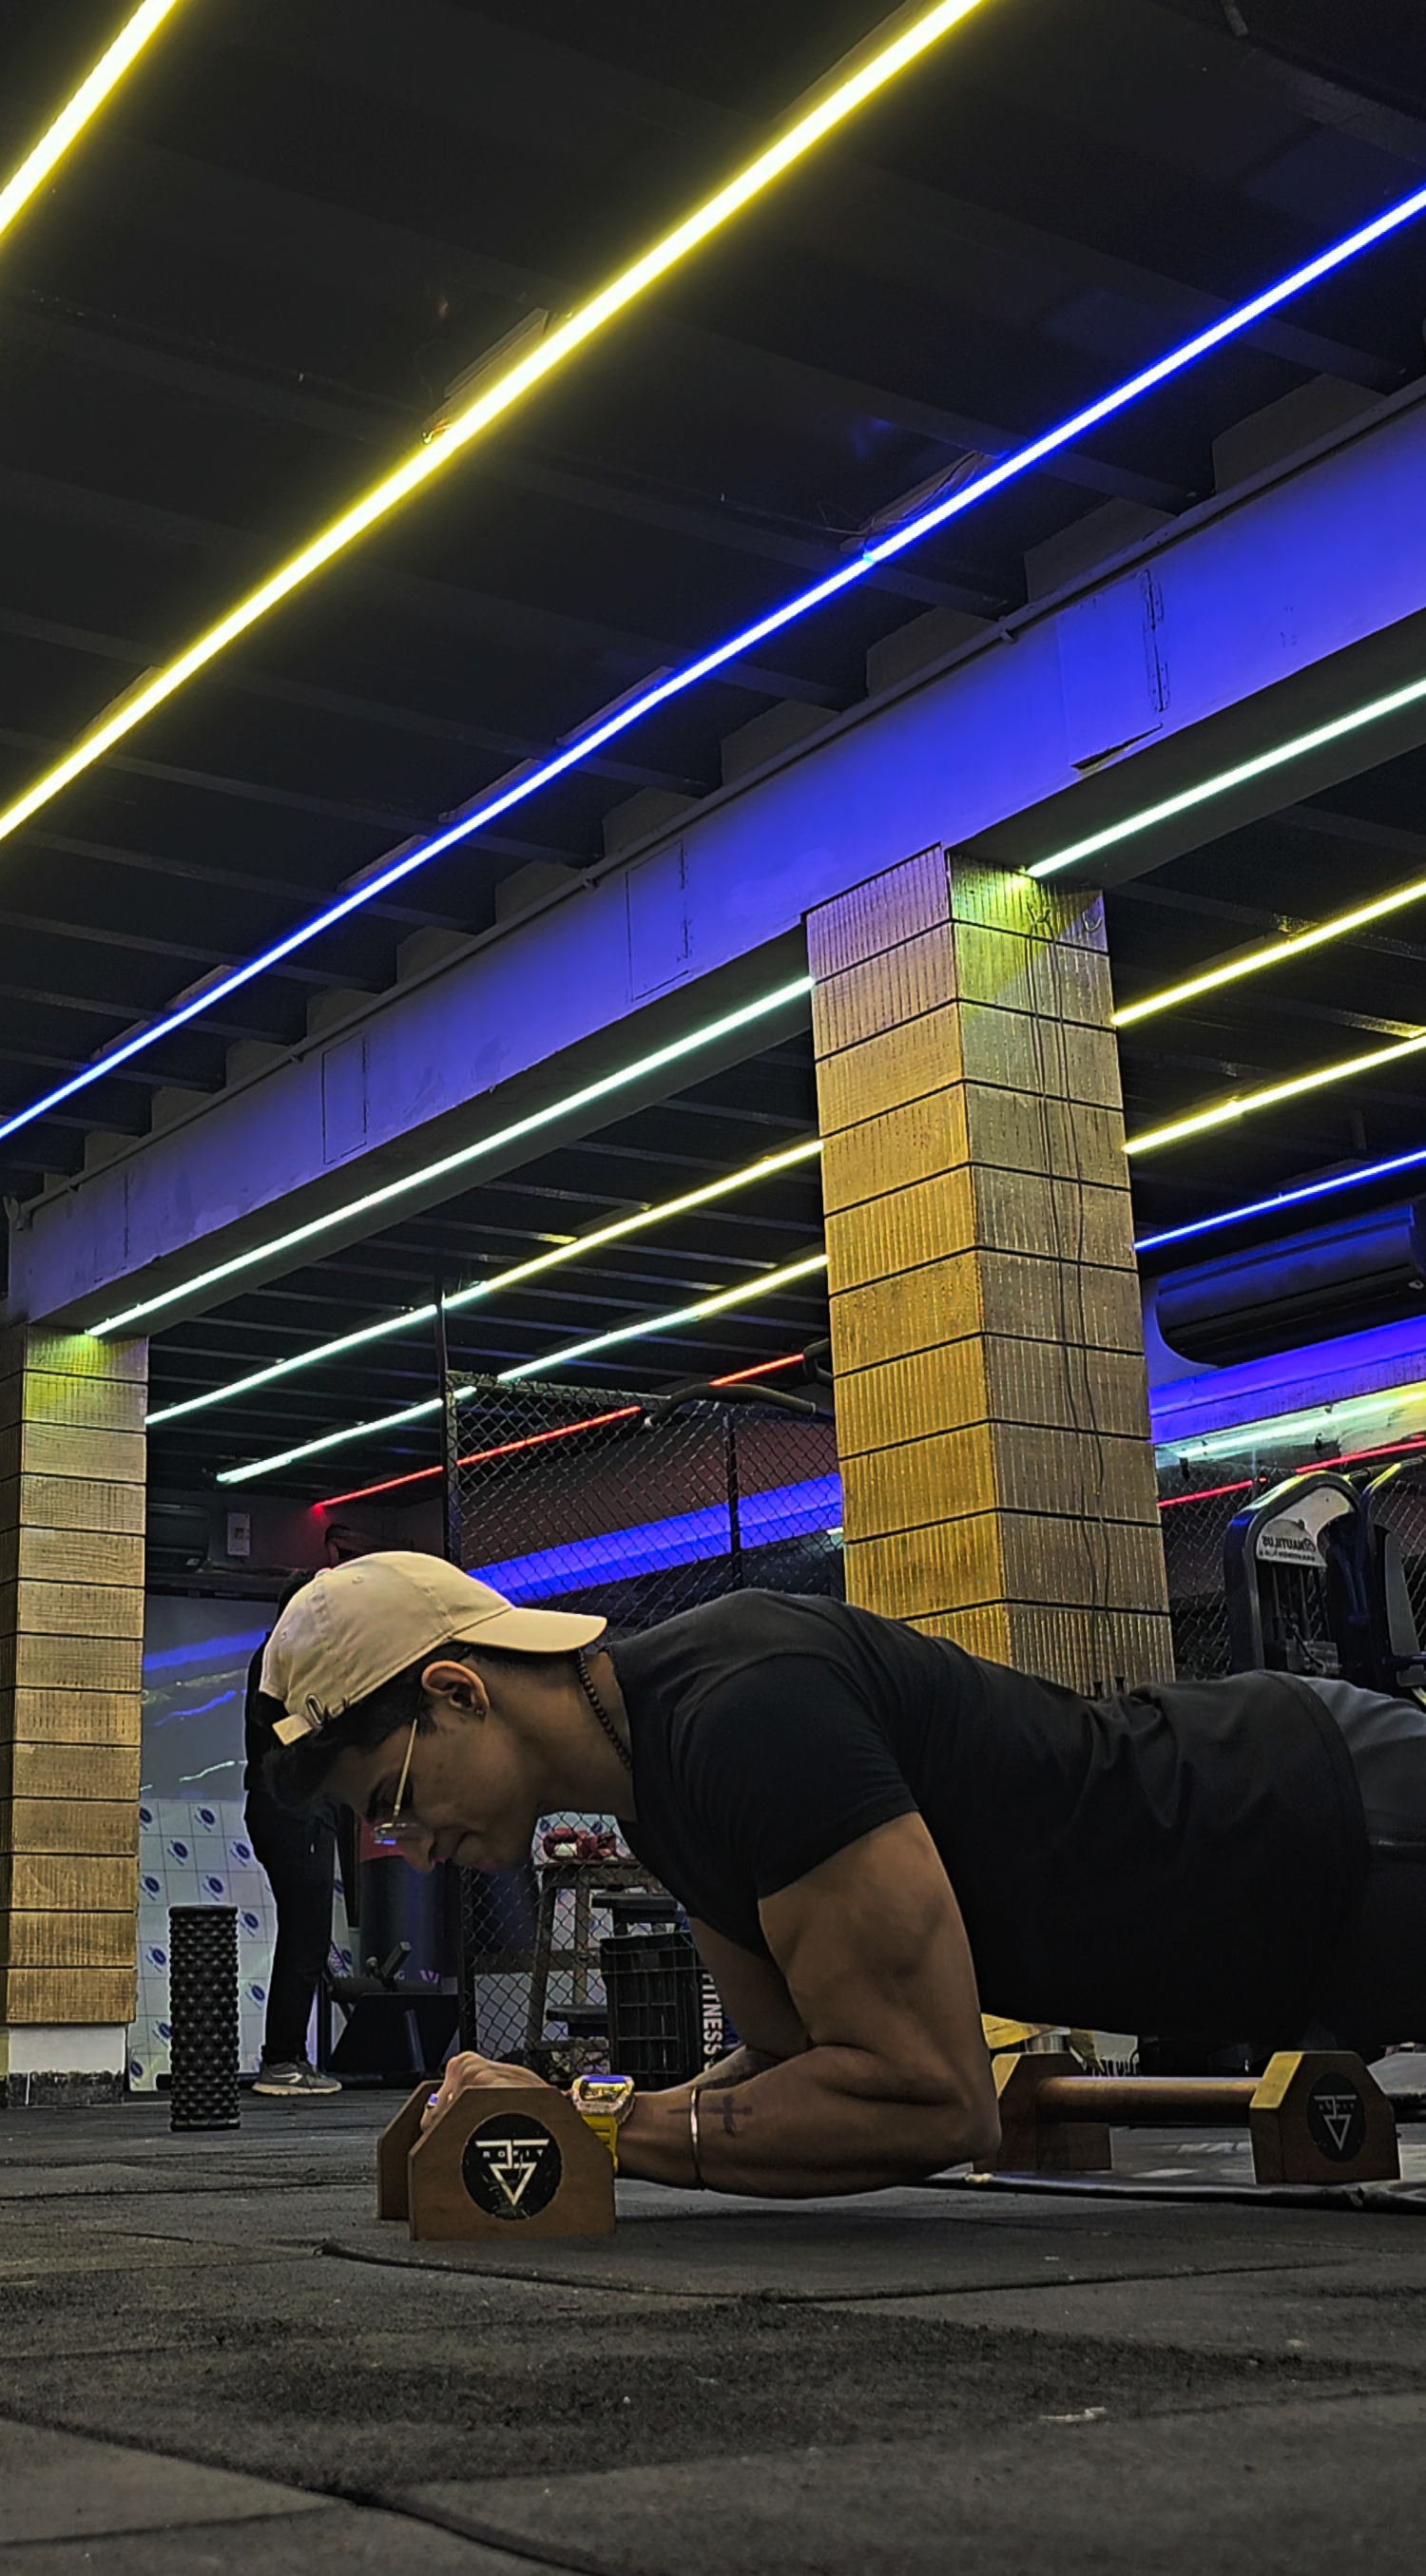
[3, 2094, 1426, 2574]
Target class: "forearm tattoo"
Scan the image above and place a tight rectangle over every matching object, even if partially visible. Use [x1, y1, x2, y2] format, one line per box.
[716, 2088, 750, 2139]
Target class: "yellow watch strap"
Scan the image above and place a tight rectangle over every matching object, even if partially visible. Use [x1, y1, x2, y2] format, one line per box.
[577, 2108, 620, 2168]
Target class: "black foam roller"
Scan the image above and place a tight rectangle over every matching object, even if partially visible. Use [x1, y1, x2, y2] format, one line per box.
[168, 1905, 241, 2131]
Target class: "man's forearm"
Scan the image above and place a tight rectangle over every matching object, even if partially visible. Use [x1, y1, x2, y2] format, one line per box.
[615, 2044, 993, 2197]
[693, 2043, 790, 2091]
[606, 2047, 785, 2182]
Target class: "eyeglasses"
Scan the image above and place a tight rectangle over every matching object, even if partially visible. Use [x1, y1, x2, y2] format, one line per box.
[372, 1717, 420, 1838]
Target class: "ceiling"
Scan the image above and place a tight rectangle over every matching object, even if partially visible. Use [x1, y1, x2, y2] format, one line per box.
[146, 1031, 827, 1502]
[4, 0, 1426, 1504]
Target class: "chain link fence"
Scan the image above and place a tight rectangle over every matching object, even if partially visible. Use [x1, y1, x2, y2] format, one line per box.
[1158, 1479, 1246, 1681]
[449, 1370, 841, 2069]
[1363, 1461, 1426, 1645]
[1158, 1446, 1426, 1682]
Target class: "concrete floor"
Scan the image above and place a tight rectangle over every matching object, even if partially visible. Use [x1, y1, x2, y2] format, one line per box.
[2, 2097, 1425, 2573]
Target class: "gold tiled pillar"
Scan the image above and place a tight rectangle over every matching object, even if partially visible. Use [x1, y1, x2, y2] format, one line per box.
[810, 847, 1172, 1692]
[0, 1327, 146, 2102]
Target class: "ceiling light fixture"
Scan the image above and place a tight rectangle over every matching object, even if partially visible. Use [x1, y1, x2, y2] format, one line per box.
[1134, 1138, 1426, 1254]
[1031, 668, 1426, 886]
[1114, 869, 1426, 1028]
[0, 0, 991, 854]
[145, 1133, 822, 1424]
[90, 974, 812, 1335]
[215, 1251, 828, 1483]
[0, 0, 190, 250]
[8, 177, 1426, 1148]
[1157, 1430, 1426, 1505]
[1154, 1378, 1426, 1466]
[1127, 1030, 1426, 1159]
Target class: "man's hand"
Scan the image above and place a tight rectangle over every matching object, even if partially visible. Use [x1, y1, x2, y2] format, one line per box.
[420, 2051, 552, 2133]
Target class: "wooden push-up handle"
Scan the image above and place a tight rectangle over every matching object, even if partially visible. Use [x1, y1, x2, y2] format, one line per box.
[376, 2081, 616, 2240]
[986, 2048, 1399, 2186]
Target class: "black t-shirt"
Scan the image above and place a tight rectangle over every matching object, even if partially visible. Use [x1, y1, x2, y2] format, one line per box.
[609, 1590, 1369, 2036]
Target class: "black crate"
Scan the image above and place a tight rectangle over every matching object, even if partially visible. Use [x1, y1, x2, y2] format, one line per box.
[600, 1927, 703, 2089]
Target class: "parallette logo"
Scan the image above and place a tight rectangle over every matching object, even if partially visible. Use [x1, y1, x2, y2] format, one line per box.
[1305, 2074, 1366, 2163]
[460, 2112, 564, 2220]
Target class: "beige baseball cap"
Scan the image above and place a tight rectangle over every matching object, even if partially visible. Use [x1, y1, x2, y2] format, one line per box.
[260, 1550, 606, 1743]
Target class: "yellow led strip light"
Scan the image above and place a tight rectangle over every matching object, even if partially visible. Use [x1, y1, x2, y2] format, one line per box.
[1127, 1030, 1426, 1158]
[0, 0, 191, 251]
[0, 0, 993, 855]
[1115, 871, 1426, 1028]
[215, 1250, 829, 1483]
[145, 1134, 822, 1425]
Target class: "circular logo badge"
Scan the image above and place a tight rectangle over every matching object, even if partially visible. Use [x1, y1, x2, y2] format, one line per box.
[460, 2111, 564, 2221]
[1305, 2072, 1366, 2164]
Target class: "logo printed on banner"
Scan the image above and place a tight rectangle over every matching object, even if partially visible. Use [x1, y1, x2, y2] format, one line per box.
[460, 2114, 564, 2221]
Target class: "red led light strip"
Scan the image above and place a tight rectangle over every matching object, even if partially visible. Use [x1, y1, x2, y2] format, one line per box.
[1312, 1431, 1426, 1474]
[322, 1371, 1426, 1522]
[316, 1350, 808, 1510]
[1157, 1478, 1254, 1509]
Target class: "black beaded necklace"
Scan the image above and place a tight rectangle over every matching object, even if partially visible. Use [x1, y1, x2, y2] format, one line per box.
[576, 1648, 632, 1776]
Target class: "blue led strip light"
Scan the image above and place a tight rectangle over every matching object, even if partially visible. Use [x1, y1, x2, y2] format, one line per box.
[6, 183, 1426, 1152]
[471, 1471, 843, 1602]
[1134, 1138, 1426, 1255]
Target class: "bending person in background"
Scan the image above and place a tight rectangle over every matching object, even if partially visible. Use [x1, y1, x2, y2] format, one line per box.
[256, 1551, 1425, 2189]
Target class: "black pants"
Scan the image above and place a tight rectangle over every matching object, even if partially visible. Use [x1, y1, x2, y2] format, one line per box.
[245, 1789, 337, 2065]
[1299, 1679, 1426, 2055]
[1309, 1849, 1426, 2057]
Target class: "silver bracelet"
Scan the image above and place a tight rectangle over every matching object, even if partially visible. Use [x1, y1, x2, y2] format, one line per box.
[688, 2086, 705, 2186]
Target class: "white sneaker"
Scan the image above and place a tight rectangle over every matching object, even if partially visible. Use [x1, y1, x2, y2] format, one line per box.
[253, 2060, 342, 2097]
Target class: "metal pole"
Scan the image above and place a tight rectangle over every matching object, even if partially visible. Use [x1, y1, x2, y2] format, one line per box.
[433, 1255, 479, 2047]
[433, 1257, 462, 1569]
[724, 1409, 744, 1588]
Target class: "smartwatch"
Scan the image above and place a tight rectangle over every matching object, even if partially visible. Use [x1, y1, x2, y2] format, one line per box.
[569, 2073, 636, 2168]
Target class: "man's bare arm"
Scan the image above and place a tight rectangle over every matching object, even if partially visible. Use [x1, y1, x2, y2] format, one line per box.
[687, 1915, 811, 2086]
[418, 1918, 804, 2135]
[616, 1815, 998, 2195]
[606, 1916, 809, 2123]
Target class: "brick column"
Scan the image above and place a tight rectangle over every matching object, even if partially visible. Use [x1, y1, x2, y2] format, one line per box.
[0, 1327, 146, 2105]
[810, 847, 1171, 1693]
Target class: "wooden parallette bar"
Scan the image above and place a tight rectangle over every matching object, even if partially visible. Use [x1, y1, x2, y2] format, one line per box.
[988, 2049, 1399, 2187]
[376, 2081, 616, 2241]
[1034, 2076, 1259, 2125]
